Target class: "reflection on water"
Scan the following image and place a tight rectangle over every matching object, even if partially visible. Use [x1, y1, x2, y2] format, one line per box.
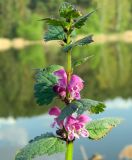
[0, 43, 132, 160]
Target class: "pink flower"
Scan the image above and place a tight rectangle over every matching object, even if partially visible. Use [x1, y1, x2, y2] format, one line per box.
[53, 69, 84, 100]
[49, 106, 91, 141]
[65, 115, 91, 140]
[49, 106, 63, 128]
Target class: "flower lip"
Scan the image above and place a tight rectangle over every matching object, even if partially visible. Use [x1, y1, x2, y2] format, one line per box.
[77, 115, 92, 124]
[49, 106, 61, 116]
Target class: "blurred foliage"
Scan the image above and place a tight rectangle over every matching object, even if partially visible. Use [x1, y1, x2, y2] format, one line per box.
[0, 0, 132, 39]
[16, 13, 44, 40]
[0, 43, 132, 117]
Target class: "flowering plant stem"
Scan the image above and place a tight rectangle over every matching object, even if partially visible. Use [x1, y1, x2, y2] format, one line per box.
[66, 30, 72, 99]
[66, 141, 74, 160]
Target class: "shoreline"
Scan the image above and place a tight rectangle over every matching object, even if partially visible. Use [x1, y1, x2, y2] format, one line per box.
[0, 31, 132, 51]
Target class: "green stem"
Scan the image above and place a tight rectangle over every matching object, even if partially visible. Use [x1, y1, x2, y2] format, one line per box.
[66, 141, 74, 160]
[66, 31, 72, 100]
[67, 50, 72, 82]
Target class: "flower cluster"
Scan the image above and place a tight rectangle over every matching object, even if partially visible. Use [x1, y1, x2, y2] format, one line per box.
[53, 69, 84, 101]
[49, 106, 91, 141]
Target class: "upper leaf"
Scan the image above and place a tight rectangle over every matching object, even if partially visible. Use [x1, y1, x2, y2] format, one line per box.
[73, 98, 106, 115]
[44, 25, 66, 42]
[63, 35, 94, 52]
[86, 118, 123, 140]
[74, 10, 96, 29]
[59, 2, 82, 18]
[73, 55, 93, 67]
[40, 18, 68, 28]
[15, 133, 66, 160]
[34, 65, 63, 105]
[58, 104, 78, 121]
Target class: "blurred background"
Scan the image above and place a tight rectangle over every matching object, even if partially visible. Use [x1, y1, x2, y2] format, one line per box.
[0, 0, 132, 160]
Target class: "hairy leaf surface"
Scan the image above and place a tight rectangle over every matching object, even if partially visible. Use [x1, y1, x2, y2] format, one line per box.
[34, 65, 63, 105]
[44, 25, 66, 42]
[40, 18, 67, 27]
[86, 118, 122, 140]
[73, 98, 106, 115]
[15, 133, 66, 160]
[59, 2, 81, 18]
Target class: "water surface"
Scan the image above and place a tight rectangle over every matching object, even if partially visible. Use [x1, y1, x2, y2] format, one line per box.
[0, 43, 132, 160]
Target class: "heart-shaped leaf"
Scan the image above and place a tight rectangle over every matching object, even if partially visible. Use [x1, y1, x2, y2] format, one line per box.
[34, 65, 63, 105]
[44, 25, 66, 42]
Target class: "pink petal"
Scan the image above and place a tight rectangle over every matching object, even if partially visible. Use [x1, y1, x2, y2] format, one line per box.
[74, 123, 83, 130]
[80, 128, 89, 137]
[69, 75, 84, 90]
[65, 116, 77, 126]
[74, 92, 81, 100]
[49, 107, 61, 116]
[71, 75, 84, 83]
[68, 132, 75, 141]
[54, 69, 67, 86]
[55, 118, 64, 129]
[74, 133, 80, 139]
[77, 115, 91, 124]
[51, 121, 57, 128]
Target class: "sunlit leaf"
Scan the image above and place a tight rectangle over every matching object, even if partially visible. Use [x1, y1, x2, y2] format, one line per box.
[34, 65, 63, 105]
[59, 2, 82, 18]
[44, 25, 66, 42]
[74, 10, 96, 29]
[63, 35, 94, 52]
[86, 118, 123, 140]
[15, 133, 66, 160]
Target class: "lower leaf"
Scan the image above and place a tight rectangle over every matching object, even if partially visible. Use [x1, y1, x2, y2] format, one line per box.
[15, 133, 66, 160]
[86, 118, 123, 140]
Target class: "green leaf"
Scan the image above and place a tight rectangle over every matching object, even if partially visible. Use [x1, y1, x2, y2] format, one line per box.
[63, 35, 94, 52]
[40, 18, 68, 27]
[86, 118, 123, 140]
[43, 64, 63, 73]
[73, 55, 93, 67]
[58, 104, 78, 121]
[34, 65, 63, 105]
[59, 2, 82, 18]
[15, 133, 66, 160]
[74, 10, 96, 29]
[57, 98, 106, 120]
[44, 25, 66, 42]
[72, 98, 106, 115]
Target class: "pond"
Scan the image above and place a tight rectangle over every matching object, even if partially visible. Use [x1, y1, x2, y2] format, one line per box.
[0, 42, 132, 160]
